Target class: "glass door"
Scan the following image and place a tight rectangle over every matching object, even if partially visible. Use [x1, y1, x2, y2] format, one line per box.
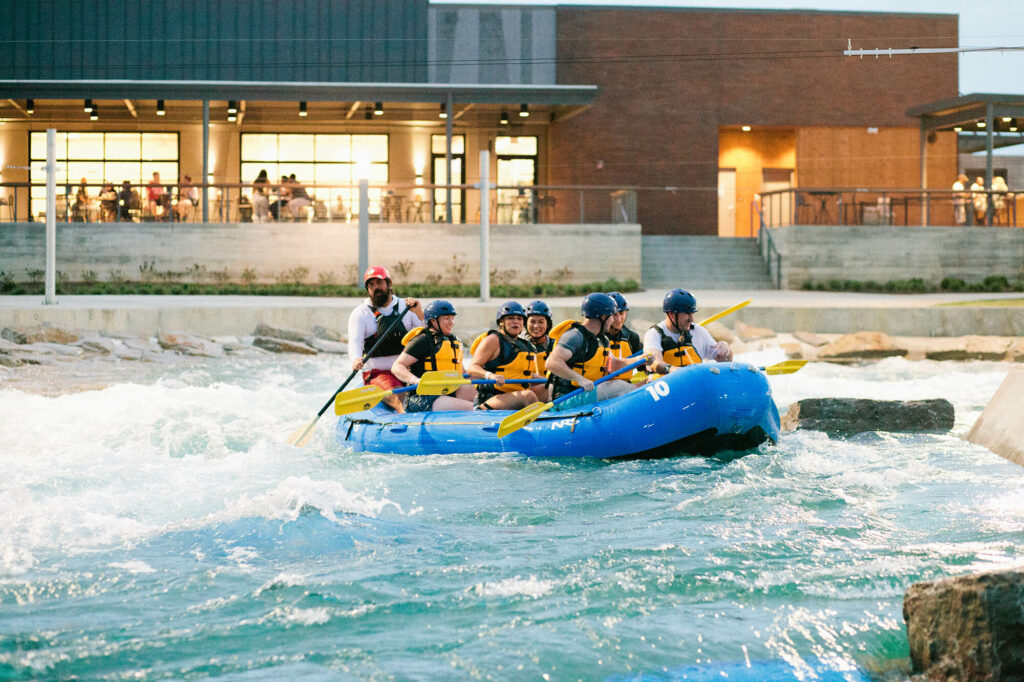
[495, 136, 537, 224]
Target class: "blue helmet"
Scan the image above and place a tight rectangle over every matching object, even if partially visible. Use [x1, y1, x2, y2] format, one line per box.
[581, 292, 617, 319]
[495, 300, 527, 325]
[663, 288, 698, 314]
[526, 300, 552, 320]
[607, 291, 629, 313]
[424, 299, 457, 321]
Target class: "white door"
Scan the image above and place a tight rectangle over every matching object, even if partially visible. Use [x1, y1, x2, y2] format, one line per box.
[718, 169, 736, 237]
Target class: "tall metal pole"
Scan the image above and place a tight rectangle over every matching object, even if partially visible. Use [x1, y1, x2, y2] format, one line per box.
[445, 92, 453, 224]
[44, 128, 56, 305]
[985, 102, 994, 227]
[358, 178, 369, 280]
[479, 149, 490, 302]
[202, 100, 210, 223]
[920, 125, 928, 227]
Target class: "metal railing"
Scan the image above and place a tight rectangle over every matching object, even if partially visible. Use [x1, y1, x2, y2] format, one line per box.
[0, 181, 692, 225]
[753, 200, 781, 288]
[759, 187, 1020, 229]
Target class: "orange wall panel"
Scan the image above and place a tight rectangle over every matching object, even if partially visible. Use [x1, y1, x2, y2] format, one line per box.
[719, 129, 796, 237]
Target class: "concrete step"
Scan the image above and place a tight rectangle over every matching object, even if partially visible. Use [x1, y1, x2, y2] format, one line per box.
[642, 236, 775, 289]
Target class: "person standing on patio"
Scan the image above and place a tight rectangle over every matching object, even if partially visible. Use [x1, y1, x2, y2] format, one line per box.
[952, 174, 968, 226]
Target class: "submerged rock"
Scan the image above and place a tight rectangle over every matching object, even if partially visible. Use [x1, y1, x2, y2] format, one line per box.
[968, 366, 1024, 467]
[253, 336, 318, 355]
[903, 570, 1024, 680]
[781, 397, 954, 435]
[312, 325, 344, 342]
[158, 333, 224, 358]
[817, 331, 907, 362]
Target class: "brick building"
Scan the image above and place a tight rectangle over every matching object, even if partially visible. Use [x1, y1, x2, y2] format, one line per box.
[0, 2, 958, 234]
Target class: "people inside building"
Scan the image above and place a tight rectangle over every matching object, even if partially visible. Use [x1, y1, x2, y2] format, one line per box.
[73, 178, 90, 222]
[175, 175, 198, 222]
[392, 300, 475, 412]
[99, 184, 117, 221]
[146, 171, 170, 220]
[545, 292, 637, 401]
[605, 291, 643, 384]
[952, 173, 969, 226]
[467, 301, 541, 411]
[270, 174, 290, 220]
[644, 289, 732, 376]
[251, 169, 270, 223]
[523, 299, 554, 401]
[117, 180, 140, 221]
[992, 175, 1010, 225]
[286, 173, 312, 220]
[347, 265, 424, 413]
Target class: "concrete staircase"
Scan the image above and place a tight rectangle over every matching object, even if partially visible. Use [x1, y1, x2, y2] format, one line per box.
[642, 236, 776, 289]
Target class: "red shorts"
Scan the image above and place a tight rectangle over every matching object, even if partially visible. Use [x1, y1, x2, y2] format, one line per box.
[362, 369, 404, 392]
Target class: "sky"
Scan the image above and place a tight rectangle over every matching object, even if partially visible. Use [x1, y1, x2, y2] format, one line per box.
[433, 0, 1024, 95]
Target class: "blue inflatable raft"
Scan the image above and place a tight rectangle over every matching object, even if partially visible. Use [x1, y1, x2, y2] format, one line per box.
[336, 362, 780, 459]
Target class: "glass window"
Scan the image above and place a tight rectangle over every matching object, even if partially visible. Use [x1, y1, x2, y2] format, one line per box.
[30, 132, 67, 158]
[431, 134, 465, 155]
[352, 135, 388, 162]
[68, 132, 105, 159]
[142, 133, 178, 160]
[496, 136, 537, 156]
[105, 133, 142, 160]
[241, 134, 279, 160]
[278, 134, 315, 162]
[315, 134, 351, 162]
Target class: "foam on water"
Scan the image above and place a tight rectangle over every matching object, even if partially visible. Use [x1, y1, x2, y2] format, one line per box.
[1, 352, 1021, 680]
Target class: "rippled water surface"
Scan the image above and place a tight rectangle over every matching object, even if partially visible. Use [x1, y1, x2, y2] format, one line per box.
[1, 350, 1021, 680]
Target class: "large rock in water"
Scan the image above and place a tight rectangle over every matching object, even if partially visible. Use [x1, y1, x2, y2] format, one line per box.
[968, 367, 1024, 467]
[817, 331, 907, 362]
[781, 398, 954, 435]
[903, 570, 1024, 680]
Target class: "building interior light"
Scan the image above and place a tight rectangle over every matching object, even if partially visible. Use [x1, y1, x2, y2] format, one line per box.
[519, 103, 529, 118]
[299, 101, 308, 117]
[84, 99, 94, 113]
[89, 106, 98, 121]
[977, 121, 986, 128]
[228, 100, 238, 114]
[156, 100, 165, 116]
[500, 111, 509, 125]
[439, 102, 448, 119]
[953, 126, 962, 132]
[25, 99, 34, 115]
[741, 125, 751, 132]
[1002, 117, 1013, 122]
[374, 102, 383, 116]
[227, 113, 237, 122]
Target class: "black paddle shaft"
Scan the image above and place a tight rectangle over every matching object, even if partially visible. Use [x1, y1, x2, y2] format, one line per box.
[313, 304, 409, 418]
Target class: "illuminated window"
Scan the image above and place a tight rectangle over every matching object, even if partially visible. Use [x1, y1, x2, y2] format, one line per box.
[430, 134, 465, 223]
[496, 136, 538, 224]
[241, 133, 388, 216]
[29, 131, 179, 221]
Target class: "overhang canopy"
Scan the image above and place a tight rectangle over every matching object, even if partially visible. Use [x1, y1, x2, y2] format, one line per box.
[908, 93, 1024, 153]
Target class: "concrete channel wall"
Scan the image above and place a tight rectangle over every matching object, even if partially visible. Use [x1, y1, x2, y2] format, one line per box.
[770, 225, 1024, 289]
[0, 221, 642, 287]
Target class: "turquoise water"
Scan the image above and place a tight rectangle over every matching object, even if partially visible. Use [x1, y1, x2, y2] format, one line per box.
[1, 351, 1020, 680]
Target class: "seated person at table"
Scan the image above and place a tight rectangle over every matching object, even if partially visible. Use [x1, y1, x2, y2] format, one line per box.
[605, 291, 643, 385]
[545, 293, 637, 401]
[467, 301, 540, 411]
[644, 289, 732, 376]
[522, 300, 554, 401]
[175, 175, 198, 221]
[391, 300, 475, 412]
[286, 173, 312, 220]
[147, 172, 170, 220]
[99, 184, 117, 221]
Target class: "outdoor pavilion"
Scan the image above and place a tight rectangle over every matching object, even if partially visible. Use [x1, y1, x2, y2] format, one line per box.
[909, 93, 1024, 225]
[1, 79, 597, 223]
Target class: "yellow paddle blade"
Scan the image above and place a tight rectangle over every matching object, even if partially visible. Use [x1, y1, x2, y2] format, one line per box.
[764, 360, 807, 375]
[416, 370, 470, 395]
[497, 401, 553, 438]
[699, 299, 752, 326]
[334, 385, 390, 415]
[287, 418, 319, 447]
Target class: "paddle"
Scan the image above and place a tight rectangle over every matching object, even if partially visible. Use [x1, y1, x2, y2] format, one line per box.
[287, 304, 410, 447]
[632, 359, 807, 383]
[416, 370, 547, 396]
[497, 355, 648, 438]
[334, 384, 418, 416]
[698, 299, 752, 326]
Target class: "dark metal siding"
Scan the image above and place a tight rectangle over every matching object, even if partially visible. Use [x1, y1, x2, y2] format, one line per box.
[0, 0, 427, 82]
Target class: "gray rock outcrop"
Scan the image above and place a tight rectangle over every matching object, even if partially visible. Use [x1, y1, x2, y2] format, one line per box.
[904, 570, 1024, 680]
[253, 323, 313, 345]
[817, 331, 907, 362]
[968, 367, 1024, 467]
[252, 336, 318, 355]
[781, 398, 954, 435]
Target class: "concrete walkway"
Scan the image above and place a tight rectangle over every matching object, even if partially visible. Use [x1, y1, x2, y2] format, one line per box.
[1, 291, 1021, 338]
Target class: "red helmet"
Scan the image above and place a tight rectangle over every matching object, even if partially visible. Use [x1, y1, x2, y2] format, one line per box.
[363, 265, 392, 286]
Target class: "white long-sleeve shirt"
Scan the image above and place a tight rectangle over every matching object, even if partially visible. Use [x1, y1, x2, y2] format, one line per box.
[643, 321, 719, 363]
[347, 297, 421, 371]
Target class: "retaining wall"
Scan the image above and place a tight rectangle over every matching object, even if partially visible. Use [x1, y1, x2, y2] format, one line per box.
[0, 221, 642, 286]
[770, 225, 1024, 289]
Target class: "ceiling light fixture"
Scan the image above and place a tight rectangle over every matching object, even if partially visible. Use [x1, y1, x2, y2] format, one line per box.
[977, 121, 986, 128]
[84, 99, 94, 113]
[741, 125, 751, 132]
[500, 111, 509, 125]
[953, 126, 962, 132]
[89, 106, 98, 121]
[228, 100, 238, 114]
[374, 102, 383, 116]
[26, 99, 34, 115]
[519, 103, 529, 118]
[439, 102, 448, 119]
[156, 100, 165, 116]
[299, 101, 308, 117]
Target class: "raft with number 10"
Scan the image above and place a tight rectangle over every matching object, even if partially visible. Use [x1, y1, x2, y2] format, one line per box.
[337, 362, 782, 458]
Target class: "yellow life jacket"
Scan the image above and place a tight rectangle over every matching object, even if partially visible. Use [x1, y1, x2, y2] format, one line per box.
[548, 321, 609, 393]
[525, 335, 554, 375]
[652, 324, 702, 368]
[606, 326, 641, 381]
[471, 330, 536, 394]
[402, 327, 463, 376]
